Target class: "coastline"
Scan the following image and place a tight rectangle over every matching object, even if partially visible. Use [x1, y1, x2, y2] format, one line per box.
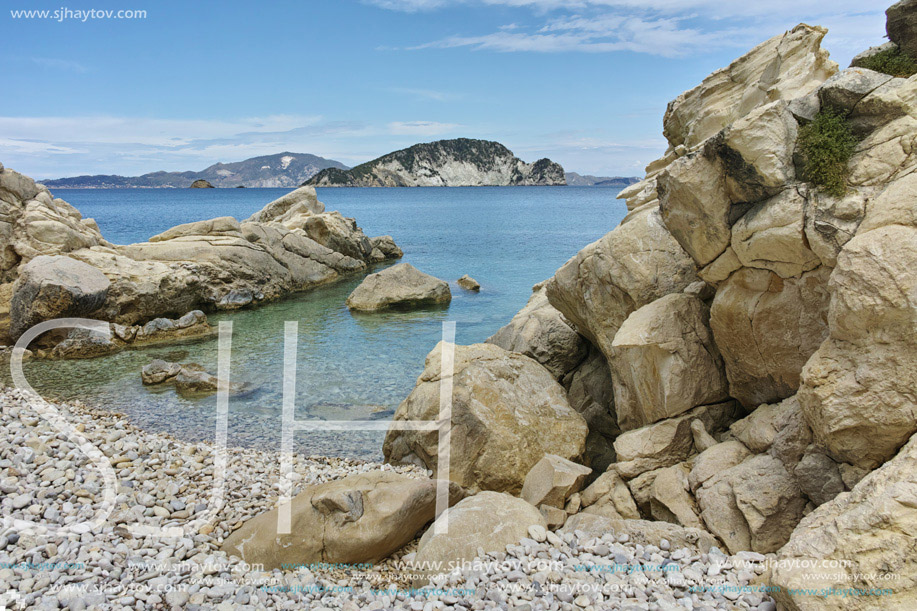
[0, 386, 777, 609]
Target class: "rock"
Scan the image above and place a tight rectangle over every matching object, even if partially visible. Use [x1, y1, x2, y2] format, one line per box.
[546, 206, 699, 363]
[649, 463, 704, 529]
[189, 179, 214, 188]
[848, 116, 917, 187]
[848, 75, 917, 136]
[609, 293, 729, 431]
[690, 420, 718, 452]
[412, 492, 546, 581]
[817, 68, 893, 113]
[720, 100, 798, 194]
[794, 450, 845, 506]
[10, 255, 110, 340]
[729, 396, 801, 454]
[222, 471, 464, 569]
[731, 187, 821, 279]
[850, 41, 899, 68]
[709, 266, 831, 408]
[141, 360, 183, 385]
[770, 432, 917, 610]
[346, 263, 451, 311]
[613, 401, 740, 479]
[887, 0, 917, 58]
[662, 24, 836, 151]
[562, 347, 619, 473]
[48, 327, 119, 359]
[244, 186, 324, 223]
[539, 504, 567, 529]
[384, 342, 588, 494]
[657, 148, 732, 267]
[688, 441, 752, 493]
[580, 470, 640, 520]
[486, 285, 587, 379]
[560, 513, 718, 553]
[521, 454, 591, 510]
[859, 171, 917, 234]
[456, 275, 480, 291]
[696, 454, 806, 553]
[302, 213, 374, 260]
[149, 217, 242, 242]
[803, 189, 869, 267]
[141, 361, 243, 396]
[369, 235, 403, 260]
[799, 225, 917, 469]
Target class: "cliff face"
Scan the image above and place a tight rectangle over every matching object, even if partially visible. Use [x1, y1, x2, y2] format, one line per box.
[305, 139, 566, 187]
[387, 5, 917, 607]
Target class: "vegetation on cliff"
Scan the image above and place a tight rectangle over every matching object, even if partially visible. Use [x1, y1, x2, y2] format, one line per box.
[797, 107, 857, 197]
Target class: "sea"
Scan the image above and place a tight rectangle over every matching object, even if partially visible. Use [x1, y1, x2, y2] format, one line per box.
[13, 186, 628, 460]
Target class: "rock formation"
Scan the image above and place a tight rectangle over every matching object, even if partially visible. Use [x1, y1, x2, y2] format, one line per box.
[379, 5, 917, 605]
[305, 139, 566, 187]
[0, 179, 401, 348]
[189, 179, 214, 188]
[346, 263, 451, 311]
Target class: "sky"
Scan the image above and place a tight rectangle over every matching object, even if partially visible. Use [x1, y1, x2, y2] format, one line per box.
[0, 0, 888, 179]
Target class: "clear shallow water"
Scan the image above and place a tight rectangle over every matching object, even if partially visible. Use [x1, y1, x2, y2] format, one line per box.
[13, 187, 627, 460]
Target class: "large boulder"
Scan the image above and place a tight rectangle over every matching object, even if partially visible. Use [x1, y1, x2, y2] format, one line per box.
[244, 186, 324, 223]
[346, 263, 451, 311]
[580, 469, 641, 520]
[9, 255, 110, 340]
[770, 432, 917, 610]
[696, 454, 807, 554]
[609, 293, 729, 431]
[412, 492, 546, 580]
[709, 266, 831, 408]
[222, 472, 464, 569]
[662, 24, 835, 151]
[486, 285, 587, 379]
[887, 0, 917, 58]
[546, 206, 698, 362]
[799, 224, 917, 469]
[613, 401, 740, 479]
[383, 343, 588, 494]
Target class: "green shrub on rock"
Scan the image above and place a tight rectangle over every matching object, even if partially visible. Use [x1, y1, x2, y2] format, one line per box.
[852, 46, 917, 77]
[797, 107, 857, 197]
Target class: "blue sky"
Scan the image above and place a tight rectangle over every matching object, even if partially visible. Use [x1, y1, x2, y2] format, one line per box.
[1, 0, 887, 179]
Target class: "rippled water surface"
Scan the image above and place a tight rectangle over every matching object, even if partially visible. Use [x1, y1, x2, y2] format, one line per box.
[11, 187, 627, 460]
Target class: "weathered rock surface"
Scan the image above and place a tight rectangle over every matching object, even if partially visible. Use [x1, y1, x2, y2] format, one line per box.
[546, 206, 698, 362]
[561, 347, 619, 473]
[887, 0, 917, 57]
[580, 469, 641, 520]
[486, 285, 587, 379]
[521, 454, 591, 510]
[610, 293, 728, 431]
[456, 275, 480, 291]
[140, 360, 239, 395]
[799, 224, 917, 469]
[383, 342, 588, 494]
[9, 255, 110, 340]
[709, 266, 830, 408]
[346, 263, 451, 311]
[412, 492, 546, 580]
[771, 432, 917, 610]
[613, 401, 740, 479]
[222, 471, 464, 569]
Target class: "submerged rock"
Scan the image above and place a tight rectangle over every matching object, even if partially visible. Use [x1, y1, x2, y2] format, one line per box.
[346, 263, 451, 311]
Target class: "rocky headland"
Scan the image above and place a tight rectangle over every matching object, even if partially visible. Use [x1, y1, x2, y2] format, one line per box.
[0, 175, 402, 354]
[304, 139, 566, 187]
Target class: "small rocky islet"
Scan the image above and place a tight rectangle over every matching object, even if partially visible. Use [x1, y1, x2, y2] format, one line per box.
[3, 2, 917, 609]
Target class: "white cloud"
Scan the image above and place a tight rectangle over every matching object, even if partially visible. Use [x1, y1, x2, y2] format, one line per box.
[30, 57, 89, 73]
[388, 121, 461, 135]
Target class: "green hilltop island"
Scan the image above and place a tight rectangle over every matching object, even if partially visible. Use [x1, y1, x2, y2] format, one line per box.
[304, 138, 566, 187]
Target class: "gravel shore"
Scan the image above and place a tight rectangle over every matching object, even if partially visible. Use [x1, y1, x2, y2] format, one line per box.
[0, 387, 777, 610]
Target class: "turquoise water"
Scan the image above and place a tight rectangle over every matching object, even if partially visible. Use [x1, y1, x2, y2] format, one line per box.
[16, 187, 627, 460]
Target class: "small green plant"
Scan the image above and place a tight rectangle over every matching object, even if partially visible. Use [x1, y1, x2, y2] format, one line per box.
[797, 107, 857, 197]
[852, 46, 917, 77]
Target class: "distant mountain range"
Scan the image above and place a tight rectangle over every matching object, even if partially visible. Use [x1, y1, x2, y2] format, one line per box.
[305, 139, 566, 187]
[42, 153, 348, 189]
[565, 172, 640, 187]
[39, 148, 639, 189]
